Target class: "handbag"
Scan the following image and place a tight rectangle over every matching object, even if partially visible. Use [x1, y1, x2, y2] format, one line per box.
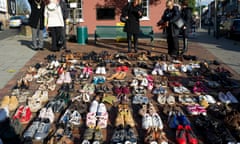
[174, 17, 185, 29]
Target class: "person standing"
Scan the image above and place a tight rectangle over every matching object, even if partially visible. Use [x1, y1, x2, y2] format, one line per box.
[59, 0, 69, 50]
[121, 0, 143, 53]
[44, 0, 65, 52]
[157, 0, 181, 58]
[181, 1, 192, 54]
[28, 0, 45, 50]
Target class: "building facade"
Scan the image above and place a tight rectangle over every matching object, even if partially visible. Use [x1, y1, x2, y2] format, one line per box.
[0, 0, 8, 28]
[67, 0, 166, 35]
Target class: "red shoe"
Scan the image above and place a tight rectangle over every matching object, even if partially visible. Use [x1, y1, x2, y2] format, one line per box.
[121, 66, 129, 72]
[19, 106, 32, 124]
[176, 125, 187, 144]
[185, 125, 198, 144]
[13, 105, 24, 119]
[116, 66, 122, 72]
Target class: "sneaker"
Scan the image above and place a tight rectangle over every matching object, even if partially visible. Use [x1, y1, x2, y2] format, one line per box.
[34, 119, 51, 140]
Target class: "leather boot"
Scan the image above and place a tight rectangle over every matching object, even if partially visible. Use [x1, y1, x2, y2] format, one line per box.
[134, 41, 138, 53]
[128, 40, 132, 53]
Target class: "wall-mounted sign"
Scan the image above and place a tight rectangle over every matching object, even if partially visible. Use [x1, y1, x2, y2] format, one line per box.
[0, 0, 7, 12]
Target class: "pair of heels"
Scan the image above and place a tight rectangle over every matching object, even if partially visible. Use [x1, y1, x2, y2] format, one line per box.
[107, 71, 127, 81]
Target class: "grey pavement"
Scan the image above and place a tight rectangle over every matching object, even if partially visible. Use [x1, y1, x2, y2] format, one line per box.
[0, 33, 36, 89]
[193, 28, 240, 75]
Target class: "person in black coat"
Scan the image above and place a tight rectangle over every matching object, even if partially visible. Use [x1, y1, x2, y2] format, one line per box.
[157, 0, 181, 58]
[181, 1, 192, 53]
[122, 0, 143, 53]
[28, 0, 45, 50]
[59, 0, 69, 49]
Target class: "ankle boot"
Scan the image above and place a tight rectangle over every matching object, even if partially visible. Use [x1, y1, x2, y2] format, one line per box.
[128, 40, 132, 53]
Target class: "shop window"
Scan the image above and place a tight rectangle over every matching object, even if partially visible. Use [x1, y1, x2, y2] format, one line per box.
[68, 0, 83, 22]
[96, 8, 115, 20]
[141, 0, 149, 20]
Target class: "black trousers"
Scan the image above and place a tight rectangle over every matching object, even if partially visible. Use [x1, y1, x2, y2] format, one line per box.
[167, 35, 179, 56]
[127, 33, 138, 51]
[182, 29, 188, 52]
[49, 27, 63, 51]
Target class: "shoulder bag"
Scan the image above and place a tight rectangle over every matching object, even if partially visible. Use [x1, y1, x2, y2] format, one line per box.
[174, 17, 185, 29]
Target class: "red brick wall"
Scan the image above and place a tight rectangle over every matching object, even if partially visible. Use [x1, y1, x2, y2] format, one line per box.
[79, 0, 166, 35]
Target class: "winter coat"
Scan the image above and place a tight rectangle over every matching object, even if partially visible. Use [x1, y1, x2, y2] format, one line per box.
[157, 6, 181, 37]
[28, 0, 45, 29]
[122, 3, 143, 34]
[59, 0, 69, 20]
[181, 7, 193, 32]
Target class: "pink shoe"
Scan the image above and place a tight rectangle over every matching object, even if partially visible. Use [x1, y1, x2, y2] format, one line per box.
[56, 73, 64, 84]
[86, 112, 97, 128]
[96, 112, 108, 128]
[64, 72, 72, 83]
[87, 67, 93, 75]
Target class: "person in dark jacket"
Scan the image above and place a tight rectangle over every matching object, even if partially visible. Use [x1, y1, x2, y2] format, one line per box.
[122, 0, 143, 53]
[28, 0, 45, 50]
[157, 0, 181, 58]
[181, 1, 192, 54]
[59, 0, 69, 50]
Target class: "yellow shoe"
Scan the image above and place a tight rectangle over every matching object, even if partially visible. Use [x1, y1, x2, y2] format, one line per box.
[9, 96, 19, 111]
[115, 106, 125, 127]
[124, 108, 135, 127]
[1, 96, 10, 108]
[107, 72, 120, 81]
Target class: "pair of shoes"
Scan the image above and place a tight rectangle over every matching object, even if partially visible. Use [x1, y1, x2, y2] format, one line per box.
[57, 71, 72, 84]
[132, 94, 149, 104]
[116, 65, 129, 72]
[23, 118, 51, 140]
[176, 125, 198, 144]
[59, 108, 82, 126]
[142, 110, 163, 130]
[86, 100, 108, 129]
[157, 94, 175, 105]
[38, 107, 55, 123]
[95, 66, 106, 74]
[32, 90, 49, 103]
[107, 71, 127, 80]
[115, 104, 135, 128]
[1, 95, 19, 111]
[93, 76, 106, 84]
[82, 128, 103, 143]
[13, 105, 32, 124]
[113, 85, 130, 95]
[111, 126, 137, 144]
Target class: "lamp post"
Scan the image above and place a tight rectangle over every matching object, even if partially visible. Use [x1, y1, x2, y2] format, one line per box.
[199, 0, 202, 29]
[214, 0, 217, 38]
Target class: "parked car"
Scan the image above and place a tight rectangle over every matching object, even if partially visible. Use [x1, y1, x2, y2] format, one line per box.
[9, 16, 26, 28]
[227, 18, 240, 39]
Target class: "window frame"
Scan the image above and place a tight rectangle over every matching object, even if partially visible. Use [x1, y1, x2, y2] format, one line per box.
[68, 0, 84, 22]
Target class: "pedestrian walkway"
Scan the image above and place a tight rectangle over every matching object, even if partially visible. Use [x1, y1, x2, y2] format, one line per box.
[193, 28, 240, 74]
[0, 35, 36, 89]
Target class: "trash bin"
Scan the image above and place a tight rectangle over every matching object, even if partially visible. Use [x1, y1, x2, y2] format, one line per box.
[77, 26, 88, 45]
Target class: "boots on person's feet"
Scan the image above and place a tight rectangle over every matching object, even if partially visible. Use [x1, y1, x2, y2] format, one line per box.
[128, 40, 132, 53]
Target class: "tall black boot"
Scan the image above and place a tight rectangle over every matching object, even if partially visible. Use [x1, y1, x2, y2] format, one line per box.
[128, 40, 132, 53]
[134, 41, 138, 53]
